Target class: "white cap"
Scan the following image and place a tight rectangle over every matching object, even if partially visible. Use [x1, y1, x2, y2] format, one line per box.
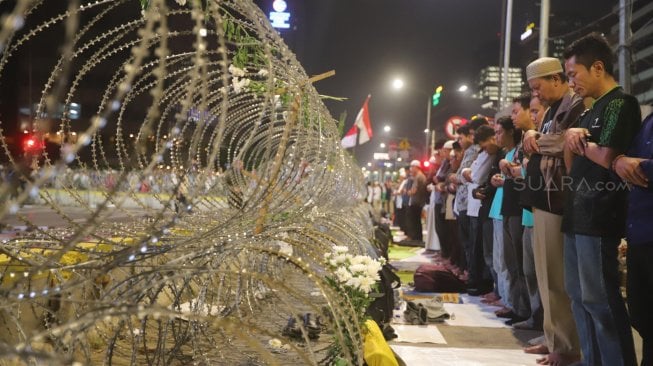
[410, 160, 421, 167]
[526, 57, 563, 81]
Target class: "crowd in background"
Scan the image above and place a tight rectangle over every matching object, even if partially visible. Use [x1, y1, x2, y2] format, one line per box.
[368, 33, 652, 366]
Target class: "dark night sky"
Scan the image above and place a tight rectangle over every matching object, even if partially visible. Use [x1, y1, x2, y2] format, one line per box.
[256, 0, 619, 166]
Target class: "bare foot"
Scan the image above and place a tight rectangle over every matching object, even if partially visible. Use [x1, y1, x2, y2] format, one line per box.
[536, 353, 580, 366]
[524, 343, 549, 355]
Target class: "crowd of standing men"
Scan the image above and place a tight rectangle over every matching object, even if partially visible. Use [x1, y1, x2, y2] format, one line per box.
[380, 33, 652, 366]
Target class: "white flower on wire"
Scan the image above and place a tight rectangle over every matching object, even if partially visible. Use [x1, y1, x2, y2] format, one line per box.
[349, 263, 367, 275]
[232, 77, 251, 93]
[357, 275, 376, 293]
[257, 68, 269, 77]
[346, 276, 361, 290]
[335, 267, 352, 283]
[332, 253, 349, 266]
[228, 64, 246, 77]
[349, 255, 365, 266]
[365, 261, 382, 278]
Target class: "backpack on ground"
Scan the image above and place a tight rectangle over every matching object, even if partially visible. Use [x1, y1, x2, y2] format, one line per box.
[413, 263, 466, 293]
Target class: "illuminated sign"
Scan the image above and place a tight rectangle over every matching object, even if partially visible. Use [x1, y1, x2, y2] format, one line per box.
[270, 0, 291, 29]
[373, 152, 390, 161]
[520, 22, 535, 41]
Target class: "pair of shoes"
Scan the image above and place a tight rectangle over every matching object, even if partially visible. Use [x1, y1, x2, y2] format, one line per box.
[524, 343, 549, 355]
[414, 297, 450, 322]
[282, 313, 322, 340]
[404, 302, 428, 325]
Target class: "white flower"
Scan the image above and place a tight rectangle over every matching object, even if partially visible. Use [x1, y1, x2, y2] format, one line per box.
[324, 252, 332, 259]
[365, 262, 382, 278]
[349, 255, 365, 266]
[335, 267, 352, 283]
[273, 94, 283, 110]
[332, 254, 349, 265]
[357, 275, 376, 293]
[333, 246, 349, 254]
[175, 0, 187, 5]
[268, 338, 283, 348]
[346, 276, 361, 289]
[277, 241, 293, 257]
[349, 263, 367, 274]
[228, 64, 246, 77]
[257, 68, 269, 77]
[232, 77, 250, 93]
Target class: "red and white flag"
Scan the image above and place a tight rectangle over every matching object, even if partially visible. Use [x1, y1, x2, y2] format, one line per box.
[341, 125, 358, 149]
[354, 95, 373, 144]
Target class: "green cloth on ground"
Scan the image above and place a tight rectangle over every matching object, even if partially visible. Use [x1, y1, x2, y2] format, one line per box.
[396, 270, 414, 285]
[388, 245, 421, 261]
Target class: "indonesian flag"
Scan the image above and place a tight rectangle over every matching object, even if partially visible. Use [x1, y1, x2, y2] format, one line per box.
[341, 125, 358, 149]
[354, 95, 373, 145]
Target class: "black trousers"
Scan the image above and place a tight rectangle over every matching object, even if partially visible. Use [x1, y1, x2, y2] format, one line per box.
[406, 204, 423, 241]
[627, 243, 653, 366]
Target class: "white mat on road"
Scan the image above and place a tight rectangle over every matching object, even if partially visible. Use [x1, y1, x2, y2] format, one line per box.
[444, 303, 509, 328]
[392, 324, 447, 344]
[391, 345, 540, 366]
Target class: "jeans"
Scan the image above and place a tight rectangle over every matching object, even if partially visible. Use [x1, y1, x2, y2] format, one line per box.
[563, 234, 636, 366]
[492, 219, 509, 307]
[503, 215, 529, 318]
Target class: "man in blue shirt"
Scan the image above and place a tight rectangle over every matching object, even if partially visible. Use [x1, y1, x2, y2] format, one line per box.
[613, 110, 653, 366]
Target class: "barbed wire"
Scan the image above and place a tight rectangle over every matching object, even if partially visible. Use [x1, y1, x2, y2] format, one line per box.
[0, 1, 371, 364]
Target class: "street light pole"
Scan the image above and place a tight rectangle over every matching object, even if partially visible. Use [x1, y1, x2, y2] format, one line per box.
[425, 96, 431, 157]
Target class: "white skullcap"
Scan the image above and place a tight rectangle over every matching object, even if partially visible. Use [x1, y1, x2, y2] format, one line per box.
[526, 57, 563, 81]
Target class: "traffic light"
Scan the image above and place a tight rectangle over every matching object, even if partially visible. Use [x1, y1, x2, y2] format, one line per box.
[432, 85, 443, 107]
[22, 134, 44, 154]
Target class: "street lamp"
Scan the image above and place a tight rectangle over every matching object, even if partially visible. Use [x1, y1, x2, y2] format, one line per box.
[379, 142, 386, 148]
[391, 78, 404, 90]
[458, 84, 469, 92]
[383, 125, 391, 133]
